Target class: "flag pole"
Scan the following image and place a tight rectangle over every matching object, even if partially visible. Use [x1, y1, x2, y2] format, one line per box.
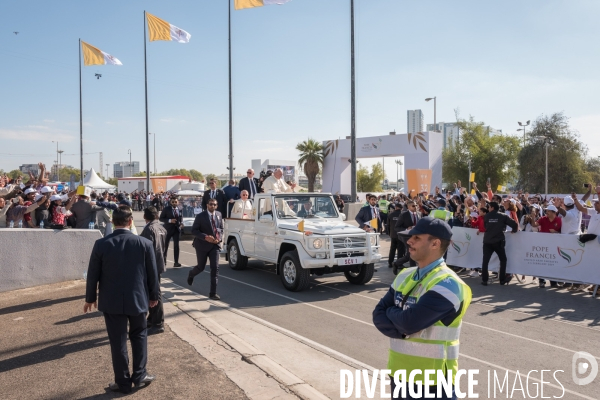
[79, 38, 84, 184]
[350, 0, 357, 202]
[228, 0, 234, 181]
[144, 11, 151, 192]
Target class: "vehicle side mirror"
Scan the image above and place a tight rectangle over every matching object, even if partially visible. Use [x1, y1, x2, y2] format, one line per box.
[259, 215, 273, 223]
[340, 213, 346, 221]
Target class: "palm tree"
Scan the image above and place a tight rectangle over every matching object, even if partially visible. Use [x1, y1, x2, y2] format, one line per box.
[296, 138, 324, 192]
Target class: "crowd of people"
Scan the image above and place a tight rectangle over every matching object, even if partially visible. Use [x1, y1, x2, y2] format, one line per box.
[357, 180, 599, 293]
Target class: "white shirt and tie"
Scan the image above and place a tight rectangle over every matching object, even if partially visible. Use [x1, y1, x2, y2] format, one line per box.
[249, 179, 257, 199]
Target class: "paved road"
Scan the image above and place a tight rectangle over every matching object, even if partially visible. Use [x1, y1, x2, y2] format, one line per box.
[135, 212, 600, 399]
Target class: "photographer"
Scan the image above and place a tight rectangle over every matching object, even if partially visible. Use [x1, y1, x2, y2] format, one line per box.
[256, 170, 273, 193]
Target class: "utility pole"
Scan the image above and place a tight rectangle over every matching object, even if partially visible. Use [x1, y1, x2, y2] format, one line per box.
[350, 0, 357, 202]
[106, 163, 110, 179]
[468, 159, 472, 193]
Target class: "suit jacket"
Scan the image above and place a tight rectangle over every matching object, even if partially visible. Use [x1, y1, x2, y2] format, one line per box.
[297, 208, 314, 218]
[238, 177, 259, 198]
[223, 185, 241, 203]
[387, 209, 402, 239]
[202, 189, 226, 216]
[71, 199, 104, 229]
[355, 205, 382, 229]
[395, 210, 421, 234]
[140, 220, 167, 275]
[85, 229, 159, 315]
[191, 210, 223, 252]
[159, 205, 183, 233]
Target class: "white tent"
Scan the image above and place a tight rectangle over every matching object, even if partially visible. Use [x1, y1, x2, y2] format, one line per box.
[83, 168, 115, 190]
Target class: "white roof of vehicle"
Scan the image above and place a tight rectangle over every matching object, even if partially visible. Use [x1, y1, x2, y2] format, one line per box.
[177, 190, 203, 196]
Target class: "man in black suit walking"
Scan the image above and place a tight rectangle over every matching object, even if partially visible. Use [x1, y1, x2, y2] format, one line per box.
[159, 197, 183, 268]
[188, 198, 223, 300]
[393, 200, 420, 273]
[355, 195, 382, 232]
[202, 179, 227, 216]
[84, 206, 159, 394]
[238, 168, 259, 200]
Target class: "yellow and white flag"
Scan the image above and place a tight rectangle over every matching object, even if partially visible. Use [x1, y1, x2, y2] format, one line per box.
[235, 0, 291, 10]
[146, 12, 191, 43]
[81, 41, 122, 66]
[297, 220, 304, 232]
[366, 218, 378, 230]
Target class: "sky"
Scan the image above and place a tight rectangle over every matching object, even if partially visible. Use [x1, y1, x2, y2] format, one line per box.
[1, 0, 600, 182]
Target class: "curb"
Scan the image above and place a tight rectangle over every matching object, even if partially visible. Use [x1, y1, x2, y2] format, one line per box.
[162, 279, 330, 400]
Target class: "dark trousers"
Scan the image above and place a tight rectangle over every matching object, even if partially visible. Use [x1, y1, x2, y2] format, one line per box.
[103, 312, 148, 390]
[394, 233, 417, 267]
[147, 275, 163, 327]
[164, 229, 180, 263]
[389, 237, 402, 265]
[190, 246, 220, 295]
[481, 240, 507, 283]
[390, 379, 456, 400]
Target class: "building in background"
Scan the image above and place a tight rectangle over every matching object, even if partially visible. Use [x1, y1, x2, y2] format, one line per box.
[251, 159, 298, 182]
[427, 122, 460, 149]
[485, 126, 503, 136]
[19, 164, 40, 176]
[407, 110, 424, 134]
[113, 161, 140, 178]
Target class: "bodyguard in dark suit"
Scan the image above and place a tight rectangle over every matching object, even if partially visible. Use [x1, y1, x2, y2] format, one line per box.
[202, 179, 227, 216]
[140, 207, 167, 335]
[238, 169, 259, 200]
[222, 179, 241, 217]
[355, 195, 382, 232]
[386, 204, 402, 268]
[393, 200, 420, 272]
[159, 197, 183, 268]
[188, 198, 223, 300]
[84, 207, 159, 394]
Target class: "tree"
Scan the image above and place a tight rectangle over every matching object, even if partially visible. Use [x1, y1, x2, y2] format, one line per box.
[517, 112, 590, 193]
[296, 138, 324, 192]
[357, 162, 384, 192]
[443, 115, 521, 191]
[57, 166, 81, 183]
[585, 157, 600, 186]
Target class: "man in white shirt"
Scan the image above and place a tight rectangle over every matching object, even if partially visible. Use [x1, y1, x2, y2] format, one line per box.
[261, 168, 296, 193]
[573, 191, 600, 240]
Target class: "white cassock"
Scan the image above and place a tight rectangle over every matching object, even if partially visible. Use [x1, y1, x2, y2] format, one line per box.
[261, 176, 294, 193]
[231, 199, 253, 219]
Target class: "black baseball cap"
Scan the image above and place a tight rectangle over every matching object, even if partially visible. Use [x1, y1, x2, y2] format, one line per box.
[408, 217, 453, 241]
[436, 198, 447, 207]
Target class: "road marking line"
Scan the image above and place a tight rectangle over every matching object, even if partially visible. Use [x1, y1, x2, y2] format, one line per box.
[161, 277, 378, 373]
[162, 269, 596, 400]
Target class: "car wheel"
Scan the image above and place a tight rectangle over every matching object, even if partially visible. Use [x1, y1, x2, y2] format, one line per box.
[228, 239, 248, 270]
[344, 263, 375, 285]
[279, 251, 310, 292]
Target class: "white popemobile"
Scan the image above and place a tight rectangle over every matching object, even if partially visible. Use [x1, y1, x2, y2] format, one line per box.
[223, 192, 381, 291]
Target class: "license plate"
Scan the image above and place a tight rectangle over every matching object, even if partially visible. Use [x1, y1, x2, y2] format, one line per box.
[338, 257, 363, 266]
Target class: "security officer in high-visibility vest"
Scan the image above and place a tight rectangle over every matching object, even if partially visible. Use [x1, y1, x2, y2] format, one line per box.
[373, 217, 472, 399]
[379, 196, 390, 233]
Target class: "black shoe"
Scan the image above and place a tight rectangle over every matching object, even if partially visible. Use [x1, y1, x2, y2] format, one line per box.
[134, 374, 156, 389]
[481, 281, 488, 286]
[539, 281, 546, 288]
[209, 293, 220, 300]
[108, 382, 132, 394]
[388, 264, 393, 268]
[148, 325, 165, 335]
[187, 273, 194, 286]
[173, 262, 182, 268]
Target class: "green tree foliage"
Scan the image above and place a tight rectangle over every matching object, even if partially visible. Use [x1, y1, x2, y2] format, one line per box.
[357, 162, 384, 192]
[296, 138, 324, 192]
[6, 169, 22, 179]
[443, 116, 521, 190]
[585, 157, 600, 186]
[57, 166, 81, 183]
[518, 112, 591, 193]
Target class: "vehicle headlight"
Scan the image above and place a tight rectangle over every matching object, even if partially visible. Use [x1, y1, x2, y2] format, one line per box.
[370, 235, 376, 246]
[312, 239, 323, 249]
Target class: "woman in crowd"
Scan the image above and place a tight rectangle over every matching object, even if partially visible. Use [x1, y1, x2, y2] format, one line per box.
[49, 194, 75, 227]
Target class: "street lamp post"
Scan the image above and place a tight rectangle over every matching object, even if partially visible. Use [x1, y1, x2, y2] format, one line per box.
[425, 97, 437, 132]
[539, 135, 553, 198]
[128, 149, 132, 177]
[149, 132, 156, 174]
[52, 141, 58, 180]
[518, 120, 530, 147]
[395, 159, 403, 191]
[58, 150, 63, 181]
[106, 163, 110, 179]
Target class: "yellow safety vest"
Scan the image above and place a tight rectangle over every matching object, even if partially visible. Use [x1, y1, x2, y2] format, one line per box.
[388, 263, 472, 385]
[431, 209, 453, 221]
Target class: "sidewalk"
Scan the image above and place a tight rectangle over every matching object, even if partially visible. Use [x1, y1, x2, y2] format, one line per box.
[0, 280, 282, 400]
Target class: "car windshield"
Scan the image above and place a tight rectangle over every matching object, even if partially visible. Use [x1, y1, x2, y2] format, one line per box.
[178, 196, 203, 218]
[273, 195, 339, 219]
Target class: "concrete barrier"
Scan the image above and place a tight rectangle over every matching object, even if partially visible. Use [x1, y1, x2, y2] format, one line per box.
[0, 228, 102, 292]
[344, 203, 364, 223]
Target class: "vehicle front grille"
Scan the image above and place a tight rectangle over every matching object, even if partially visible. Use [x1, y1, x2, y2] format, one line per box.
[334, 252, 365, 258]
[332, 236, 367, 250]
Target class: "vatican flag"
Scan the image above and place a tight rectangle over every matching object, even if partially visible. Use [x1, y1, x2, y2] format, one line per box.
[235, 0, 291, 10]
[81, 41, 122, 66]
[366, 218, 378, 230]
[297, 220, 304, 232]
[146, 12, 191, 43]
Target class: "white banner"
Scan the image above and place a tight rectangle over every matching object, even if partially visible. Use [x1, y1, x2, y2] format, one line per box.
[446, 227, 600, 284]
